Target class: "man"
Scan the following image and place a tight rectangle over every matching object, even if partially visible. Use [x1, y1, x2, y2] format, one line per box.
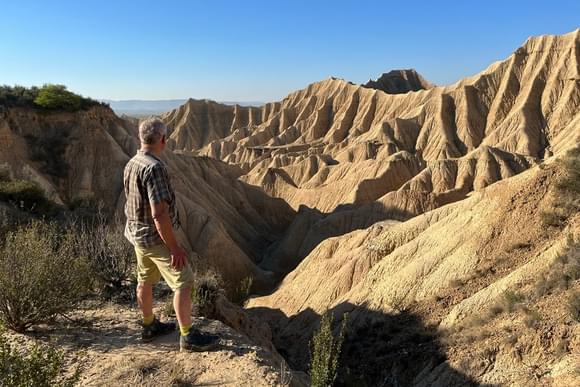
[124, 117, 219, 351]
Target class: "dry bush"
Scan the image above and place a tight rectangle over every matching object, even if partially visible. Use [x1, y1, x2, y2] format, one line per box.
[502, 290, 525, 313]
[0, 328, 81, 387]
[70, 217, 135, 301]
[543, 146, 580, 228]
[229, 276, 254, 306]
[523, 308, 542, 328]
[162, 270, 224, 318]
[0, 221, 91, 332]
[534, 236, 580, 297]
[557, 147, 580, 194]
[192, 270, 223, 315]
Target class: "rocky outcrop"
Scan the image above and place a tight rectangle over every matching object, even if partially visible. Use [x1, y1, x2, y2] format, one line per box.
[162, 99, 263, 151]
[363, 69, 434, 94]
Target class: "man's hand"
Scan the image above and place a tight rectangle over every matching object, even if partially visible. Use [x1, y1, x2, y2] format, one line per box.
[170, 246, 188, 270]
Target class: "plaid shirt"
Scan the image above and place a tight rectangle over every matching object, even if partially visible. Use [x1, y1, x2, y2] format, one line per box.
[123, 150, 179, 248]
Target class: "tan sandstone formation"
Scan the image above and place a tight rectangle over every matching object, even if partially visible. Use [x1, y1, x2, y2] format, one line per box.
[161, 29, 579, 275]
[0, 106, 294, 289]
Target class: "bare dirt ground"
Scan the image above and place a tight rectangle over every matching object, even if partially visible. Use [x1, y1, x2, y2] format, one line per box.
[7, 302, 302, 387]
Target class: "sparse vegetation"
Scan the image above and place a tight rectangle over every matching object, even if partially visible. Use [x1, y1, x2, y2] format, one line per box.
[534, 236, 580, 297]
[71, 217, 135, 301]
[0, 221, 91, 332]
[557, 146, 580, 194]
[309, 312, 347, 387]
[161, 270, 225, 318]
[502, 290, 525, 313]
[523, 308, 542, 328]
[0, 327, 81, 387]
[191, 270, 223, 313]
[542, 146, 580, 228]
[230, 276, 253, 305]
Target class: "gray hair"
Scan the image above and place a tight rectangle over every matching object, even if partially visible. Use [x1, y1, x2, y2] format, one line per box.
[139, 117, 167, 144]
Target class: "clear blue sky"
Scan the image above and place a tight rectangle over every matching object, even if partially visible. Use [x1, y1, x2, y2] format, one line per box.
[1, 1, 578, 102]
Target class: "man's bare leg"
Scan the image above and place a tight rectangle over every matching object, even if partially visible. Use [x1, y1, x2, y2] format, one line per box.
[137, 282, 176, 341]
[137, 283, 154, 324]
[174, 287, 192, 335]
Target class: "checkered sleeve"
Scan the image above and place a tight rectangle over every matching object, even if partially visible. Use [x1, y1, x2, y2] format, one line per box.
[144, 164, 172, 206]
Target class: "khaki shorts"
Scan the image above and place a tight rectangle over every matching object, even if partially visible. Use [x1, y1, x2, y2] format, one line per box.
[134, 243, 194, 291]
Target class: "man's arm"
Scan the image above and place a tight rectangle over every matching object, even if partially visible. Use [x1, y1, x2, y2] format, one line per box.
[151, 201, 187, 270]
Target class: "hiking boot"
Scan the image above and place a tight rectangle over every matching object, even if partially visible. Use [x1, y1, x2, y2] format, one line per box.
[180, 329, 220, 352]
[141, 318, 176, 342]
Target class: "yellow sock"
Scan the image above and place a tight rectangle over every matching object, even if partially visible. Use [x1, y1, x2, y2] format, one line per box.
[180, 323, 192, 336]
[143, 314, 155, 326]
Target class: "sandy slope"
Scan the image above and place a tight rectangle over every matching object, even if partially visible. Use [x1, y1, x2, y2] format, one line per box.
[247, 155, 580, 385]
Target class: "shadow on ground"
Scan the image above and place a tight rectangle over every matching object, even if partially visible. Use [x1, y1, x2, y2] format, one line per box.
[248, 302, 490, 387]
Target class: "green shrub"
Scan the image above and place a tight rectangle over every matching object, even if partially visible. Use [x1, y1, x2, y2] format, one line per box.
[229, 276, 253, 305]
[192, 271, 222, 310]
[0, 179, 54, 214]
[0, 85, 39, 108]
[1, 84, 105, 111]
[34, 84, 101, 111]
[0, 327, 80, 387]
[310, 312, 348, 387]
[162, 270, 223, 318]
[0, 221, 91, 332]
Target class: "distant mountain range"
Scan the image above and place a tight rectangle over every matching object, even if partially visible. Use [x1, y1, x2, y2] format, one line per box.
[102, 99, 264, 117]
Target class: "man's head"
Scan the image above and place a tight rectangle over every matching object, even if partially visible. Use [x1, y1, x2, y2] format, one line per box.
[139, 117, 167, 154]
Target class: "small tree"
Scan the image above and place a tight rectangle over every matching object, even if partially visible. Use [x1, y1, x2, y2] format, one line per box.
[0, 221, 91, 332]
[34, 84, 83, 111]
[310, 312, 348, 387]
